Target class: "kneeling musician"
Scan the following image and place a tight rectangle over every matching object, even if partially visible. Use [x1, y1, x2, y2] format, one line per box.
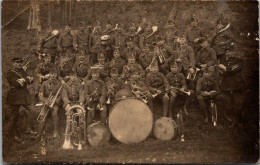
[83, 67, 107, 125]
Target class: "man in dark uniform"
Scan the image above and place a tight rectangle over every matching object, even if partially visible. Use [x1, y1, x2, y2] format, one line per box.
[105, 68, 124, 111]
[166, 63, 193, 118]
[123, 40, 142, 62]
[211, 19, 233, 64]
[146, 62, 170, 116]
[37, 28, 59, 63]
[126, 23, 140, 48]
[36, 68, 62, 138]
[58, 23, 75, 54]
[184, 17, 204, 55]
[91, 53, 110, 81]
[112, 23, 127, 53]
[196, 68, 227, 124]
[102, 21, 116, 47]
[72, 51, 91, 82]
[84, 67, 107, 125]
[89, 24, 102, 49]
[109, 48, 126, 74]
[73, 22, 90, 54]
[165, 19, 178, 50]
[139, 44, 154, 71]
[34, 54, 54, 101]
[139, 23, 157, 50]
[6, 57, 36, 142]
[91, 35, 113, 63]
[219, 45, 245, 127]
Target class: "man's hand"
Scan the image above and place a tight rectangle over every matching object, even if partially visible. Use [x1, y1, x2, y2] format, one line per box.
[44, 74, 50, 80]
[22, 66, 28, 71]
[27, 76, 34, 83]
[194, 38, 200, 43]
[61, 80, 66, 85]
[201, 91, 210, 96]
[65, 104, 71, 114]
[17, 78, 26, 86]
[176, 58, 182, 63]
[163, 93, 169, 100]
[200, 64, 207, 68]
[218, 64, 226, 71]
[188, 67, 195, 74]
[79, 102, 83, 106]
[209, 90, 217, 96]
[231, 64, 239, 71]
[156, 89, 162, 95]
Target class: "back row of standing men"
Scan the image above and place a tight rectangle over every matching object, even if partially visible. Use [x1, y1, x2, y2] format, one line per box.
[7, 16, 245, 142]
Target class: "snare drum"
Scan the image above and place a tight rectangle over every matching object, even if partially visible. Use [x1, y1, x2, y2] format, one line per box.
[87, 122, 111, 147]
[109, 98, 153, 144]
[153, 117, 177, 141]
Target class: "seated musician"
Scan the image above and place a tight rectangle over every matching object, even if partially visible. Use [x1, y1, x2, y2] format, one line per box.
[84, 67, 107, 125]
[62, 71, 84, 115]
[146, 61, 170, 117]
[105, 68, 124, 112]
[139, 44, 154, 71]
[121, 54, 145, 83]
[127, 71, 153, 112]
[166, 63, 194, 118]
[109, 48, 126, 75]
[91, 53, 109, 81]
[34, 54, 54, 101]
[72, 50, 91, 82]
[196, 68, 227, 124]
[34, 68, 62, 139]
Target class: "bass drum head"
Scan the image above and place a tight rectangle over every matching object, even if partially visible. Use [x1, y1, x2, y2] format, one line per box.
[153, 117, 177, 141]
[109, 98, 153, 144]
[87, 122, 111, 147]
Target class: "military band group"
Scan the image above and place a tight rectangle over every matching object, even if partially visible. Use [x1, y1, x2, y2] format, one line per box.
[6, 16, 246, 144]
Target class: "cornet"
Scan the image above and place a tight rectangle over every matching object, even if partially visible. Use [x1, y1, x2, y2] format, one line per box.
[131, 88, 148, 103]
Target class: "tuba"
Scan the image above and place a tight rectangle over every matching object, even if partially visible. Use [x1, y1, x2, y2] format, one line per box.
[62, 104, 87, 150]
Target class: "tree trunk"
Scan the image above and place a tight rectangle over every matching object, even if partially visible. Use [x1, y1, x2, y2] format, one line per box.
[48, 0, 52, 29]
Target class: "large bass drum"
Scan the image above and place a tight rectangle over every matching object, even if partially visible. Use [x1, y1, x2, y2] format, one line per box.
[109, 98, 153, 144]
[153, 117, 177, 141]
[87, 122, 111, 147]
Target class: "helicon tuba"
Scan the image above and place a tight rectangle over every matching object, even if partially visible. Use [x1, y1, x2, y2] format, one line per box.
[62, 104, 86, 150]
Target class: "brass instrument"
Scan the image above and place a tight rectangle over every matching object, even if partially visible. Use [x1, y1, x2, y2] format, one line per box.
[155, 45, 166, 64]
[62, 104, 86, 150]
[131, 88, 148, 103]
[186, 68, 200, 81]
[106, 83, 115, 104]
[169, 86, 191, 96]
[42, 30, 59, 44]
[107, 24, 118, 34]
[146, 26, 158, 39]
[37, 85, 63, 123]
[211, 23, 231, 47]
[134, 26, 142, 36]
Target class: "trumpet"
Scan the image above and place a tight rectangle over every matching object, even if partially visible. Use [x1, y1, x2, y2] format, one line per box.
[134, 26, 142, 36]
[62, 104, 86, 150]
[186, 68, 200, 81]
[37, 85, 63, 123]
[131, 88, 148, 103]
[146, 26, 158, 39]
[154, 45, 166, 64]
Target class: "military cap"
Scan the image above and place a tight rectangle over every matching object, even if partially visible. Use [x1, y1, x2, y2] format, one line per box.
[191, 17, 198, 22]
[49, 68, 58, 74]
[128, 53, 136, 60]
[110, 68, 118, 74]
[100, 35, 110, 41]
[170, 62, 179, 68]
[197, 38, 210, 45]
[12, 57, 23, 63]
[91, 67, 100, 74]
[79, 22, 85, 26]
[168, 19, 175, 24]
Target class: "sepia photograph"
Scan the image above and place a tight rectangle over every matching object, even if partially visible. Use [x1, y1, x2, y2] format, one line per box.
[1, 0, 259, 164]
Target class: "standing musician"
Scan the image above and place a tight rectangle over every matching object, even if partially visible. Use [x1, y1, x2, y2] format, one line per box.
[146, 62, 170, 116]
[37, 28, 59, 63]
[126, 22, 140, 48]
[62, 71, 84, 116]
[166, 63, 193, 118]
[91, 53, 110, 80]
[184, 17, 204, 55]
[121, 54, 145, 83]
[196, 68, 227, 124]
[122, 39, 142, 62]
[73, 22, 90, 54]
[112, 23, 127, 52]
[91, 35, 113, 63]
[58, 23, 75, 54]
[6, 57, 36, 142]
[218, 45, 246, 128]
[72, 51, 91, 82]
[139, 23, 157, 50]
[84, 67, 107, 125]
[109, 48, 126, 75]
[165, 19, 178, 49]
[35, 68, 62, 139]
[102, 21, 116, 47]
[211, 18, 233, 64]
[34, 54, 54, 102]
[89, 23, 102, 49]
[127, 71, 153, 112]
[105, 68, 124, 110]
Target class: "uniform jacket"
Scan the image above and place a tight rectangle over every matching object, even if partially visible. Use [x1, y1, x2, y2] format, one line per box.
[109, 57, 126, 74]
[196, 47, 217, 67]
[139, 52, 154, 69]
[174, 44, 195, 70]
[157, 45, 175, 62]
[123, 47, 142, 62]
[91, 43, 113, 61]
[196, 76, 220, 95]
[139, 32, 157, 50]
[39, 79, 62, 105]
[184, 26, 203, 43]
[35, 62, 54, 76]
[89, 31, 102, 48]
[58, 58, 75, 81]
[83, 78, 106, 103]
[92, 63, 110, 80]
[6, 68, 33, 105]
[38, 32, 57, 50]
[166, 72, 187, 89]
[165, 29, 178, 46]
[121, 63, 145, 80]
[73, 30, 90, 52]
[62, 79, 84, 106]
[212, 30, 233, 55]
[220, 57, 245, 91]
[125, 32, 140, 48]
[105, 77, 124, 96]
[58, 31, 74, 50]
[72, 60, 91, 79]
[146, 71, 169, 93]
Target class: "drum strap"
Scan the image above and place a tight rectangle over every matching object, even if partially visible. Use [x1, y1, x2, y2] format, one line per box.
[87, 121, 101, 131]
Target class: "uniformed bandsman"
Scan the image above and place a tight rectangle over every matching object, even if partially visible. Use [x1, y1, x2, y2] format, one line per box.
[139, 44, 154, 71]
[91, 53, 110, 81]
[109, 48, 126, 74]
[123, 39, 142, 62]
[91, 35, 113, 63]
[165, 19, 178, 49]
[83, 67, 107, 125]
[72, 51, 91, 82]
[89, 23, 102, 49]
[126, 23, 140, 48]
[58, 23, 75, 54]
[73, 22, 90, 53]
